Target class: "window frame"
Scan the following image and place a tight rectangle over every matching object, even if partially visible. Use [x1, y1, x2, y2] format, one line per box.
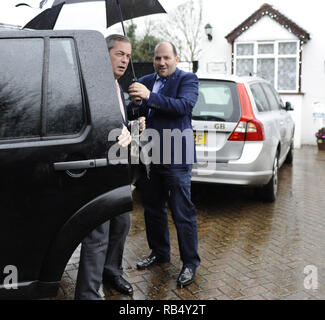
[260, 82, 281, 111]
[0, 36, 88, 144]
[45, 37, 87, 138]
[249, 82, 271, 113]
[0, 37, 44, 141]
[193, 79, 241, 122]
[234, 40, 300, 93]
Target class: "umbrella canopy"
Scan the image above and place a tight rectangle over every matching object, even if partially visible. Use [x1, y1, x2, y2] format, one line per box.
[24, 0, 166, 30]
[24, 2, 65, 29]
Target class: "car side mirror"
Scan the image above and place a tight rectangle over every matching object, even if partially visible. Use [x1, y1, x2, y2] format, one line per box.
[285, 101, 294, 111]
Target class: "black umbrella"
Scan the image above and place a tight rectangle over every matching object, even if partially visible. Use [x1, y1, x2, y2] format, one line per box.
[24, 2, 65, 29]
[24, 0, 166, 30]
[24, 0, 166, 80]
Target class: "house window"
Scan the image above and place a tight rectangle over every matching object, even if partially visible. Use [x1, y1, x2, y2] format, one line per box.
[234, 40, 299, 92]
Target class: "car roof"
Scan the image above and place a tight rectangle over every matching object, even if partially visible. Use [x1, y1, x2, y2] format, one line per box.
[196, 73, 266, 85]
[0, 29, 103, 38]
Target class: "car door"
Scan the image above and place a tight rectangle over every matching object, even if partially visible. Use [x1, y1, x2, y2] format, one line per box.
[260, 82, 289, 160]
[268, 83, 294, 154]
[0, 31, 131, 290]
[248, 81, 275, 148]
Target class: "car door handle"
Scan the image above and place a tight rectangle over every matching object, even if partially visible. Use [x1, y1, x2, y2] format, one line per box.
[279, 121, 284, 125]
[53, 158, 108, 171]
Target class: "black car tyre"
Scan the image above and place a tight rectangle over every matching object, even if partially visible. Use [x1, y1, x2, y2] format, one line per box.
[261, 152, 279, 202]
[284, 141, 294, 164]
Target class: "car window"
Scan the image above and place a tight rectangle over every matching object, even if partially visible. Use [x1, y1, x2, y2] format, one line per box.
[46, 38, 85, 136]
[0, 38, 43, 140]
[250, 83, 270, 112]
[0, 37, 86, 141]
[269, 83, 285, 109]
[193, 80, 240, 122]
[261, 83, 281, 111]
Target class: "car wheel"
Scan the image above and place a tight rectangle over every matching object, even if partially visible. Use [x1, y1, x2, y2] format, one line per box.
[284, 141, 294, 164]
[261, 152, 279, 202]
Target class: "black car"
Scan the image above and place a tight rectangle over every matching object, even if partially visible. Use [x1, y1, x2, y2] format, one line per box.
[0, 30, 132, 299]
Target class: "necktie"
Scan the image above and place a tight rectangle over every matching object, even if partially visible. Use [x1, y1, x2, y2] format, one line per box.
[158, 77, 167, 93]
[148, 77, 167, 118]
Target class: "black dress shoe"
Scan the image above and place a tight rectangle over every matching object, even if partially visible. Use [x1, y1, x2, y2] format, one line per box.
[104, 275, 133, 295]
[177, 267, 195, 288]
[136, 255, 170, 270]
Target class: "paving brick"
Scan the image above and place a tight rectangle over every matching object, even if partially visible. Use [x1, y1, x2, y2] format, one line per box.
[224, 278, 249, 291]
[240, 294, 265, 300]
[240, 285, 268, 297]
[53, 147, 325, 300]
[66, 269, 78, 281]
[174, 288, 197, 300]
[218, 285, 244, 299]
[199, 279, 226, 290]
[215, 293, 232, 300]
[196, 288, 224, 299]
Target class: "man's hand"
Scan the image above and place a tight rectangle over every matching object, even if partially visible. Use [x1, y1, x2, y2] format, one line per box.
[139, 117, 146, 132]
[118, 125, 132, 147]
[128, 82, 150, 101]
[131, 96, 142, 105]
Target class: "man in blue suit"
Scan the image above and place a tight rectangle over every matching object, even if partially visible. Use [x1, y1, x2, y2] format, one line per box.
[128, 41, 200, 288]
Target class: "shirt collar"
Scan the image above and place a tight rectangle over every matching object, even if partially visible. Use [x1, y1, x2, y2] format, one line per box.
[155, 68, 179, 81]
[155, 75, 168, 81]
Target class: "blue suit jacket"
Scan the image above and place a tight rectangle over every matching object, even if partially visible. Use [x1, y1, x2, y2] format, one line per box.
[128, 68, 198, 166]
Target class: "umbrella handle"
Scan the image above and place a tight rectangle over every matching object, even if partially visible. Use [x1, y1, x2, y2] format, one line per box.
[131, 78, 142, 104]
[130, 57, 137, 82]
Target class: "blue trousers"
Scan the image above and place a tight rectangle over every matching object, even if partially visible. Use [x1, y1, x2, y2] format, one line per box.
[139, 164, 200, 270]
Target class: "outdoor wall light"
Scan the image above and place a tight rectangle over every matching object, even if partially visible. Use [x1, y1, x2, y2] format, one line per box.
[205, 23, 213, 41]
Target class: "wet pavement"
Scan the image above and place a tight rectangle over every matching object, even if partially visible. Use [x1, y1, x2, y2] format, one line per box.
[54, 146, 325, 300]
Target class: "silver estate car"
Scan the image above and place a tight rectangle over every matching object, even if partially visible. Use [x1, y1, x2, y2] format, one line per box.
[191, 75, 295, 202]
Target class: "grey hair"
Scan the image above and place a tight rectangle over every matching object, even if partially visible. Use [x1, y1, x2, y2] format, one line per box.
[105, 34, 130, 51]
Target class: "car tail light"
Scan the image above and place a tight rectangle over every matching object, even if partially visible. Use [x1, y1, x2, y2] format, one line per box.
[228, 84, 265, 141]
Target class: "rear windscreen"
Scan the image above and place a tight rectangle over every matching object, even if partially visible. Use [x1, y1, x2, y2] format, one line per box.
[192, 80, 240, 122]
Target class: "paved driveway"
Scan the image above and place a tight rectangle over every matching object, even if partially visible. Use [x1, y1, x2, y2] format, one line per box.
[56, 146, 325, 300]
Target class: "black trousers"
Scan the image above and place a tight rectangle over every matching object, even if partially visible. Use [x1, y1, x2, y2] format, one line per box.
[139, 164, 200, 270]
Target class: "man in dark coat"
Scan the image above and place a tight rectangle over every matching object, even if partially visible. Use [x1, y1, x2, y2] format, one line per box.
[75, 34, 133, 300]
[128, 41, 200, 288]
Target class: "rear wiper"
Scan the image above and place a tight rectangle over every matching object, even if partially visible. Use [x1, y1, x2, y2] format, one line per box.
[192, 115, 225, 121]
